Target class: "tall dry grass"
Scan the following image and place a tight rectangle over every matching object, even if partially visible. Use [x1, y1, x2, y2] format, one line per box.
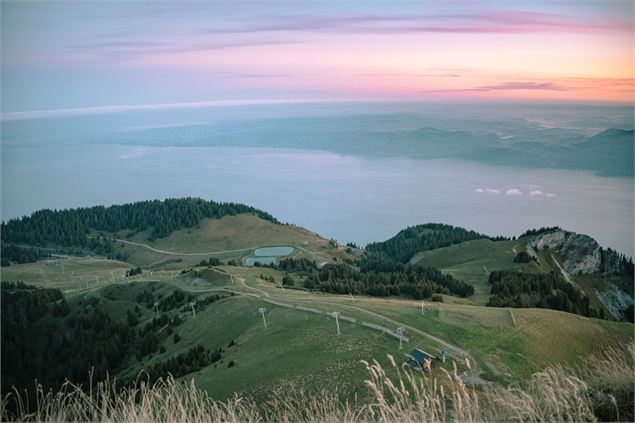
[582, 344, 635, 422]
[2, 343, 633, 422]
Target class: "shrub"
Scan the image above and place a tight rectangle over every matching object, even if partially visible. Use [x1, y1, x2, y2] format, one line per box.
[513, 251, 532, 263]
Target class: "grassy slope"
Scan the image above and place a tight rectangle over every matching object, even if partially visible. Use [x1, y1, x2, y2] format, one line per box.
[111, 214, 353, 269]
[172, 295, 399, 402]
[412, 236, 620, 317]
[411, 238, 543, 305]
[3, 258, 632, 399]
[2, 222, 632, 400]
[75, 278, 410, 402]
[209, 265, 633, 385]
[0, 258, 131, 292]
[366, 300, 632, 382]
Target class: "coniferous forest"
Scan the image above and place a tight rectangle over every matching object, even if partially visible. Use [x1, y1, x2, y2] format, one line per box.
[274, 254, 475, 299]
[0, 282, 226, 415]
[486, 271, 603, 318]
[365, 223, 499, 262]
[0, 198, 278, 263]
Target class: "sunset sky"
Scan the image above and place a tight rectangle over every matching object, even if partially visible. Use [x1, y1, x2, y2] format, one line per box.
[1, 0, 633, 114]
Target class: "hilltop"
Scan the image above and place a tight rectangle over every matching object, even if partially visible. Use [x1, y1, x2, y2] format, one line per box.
[1, 198, 633, 421]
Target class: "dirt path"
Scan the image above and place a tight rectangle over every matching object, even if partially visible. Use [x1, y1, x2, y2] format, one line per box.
[110, 238, 255, 256]
[232, 274, 471, 358]
[226, 273, 490, 385]
[95, 236, 322, 263]
[550, 254, 573, 283]
[550, 254, 587, 294]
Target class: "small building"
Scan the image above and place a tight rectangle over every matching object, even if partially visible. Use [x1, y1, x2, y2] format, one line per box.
[407, 348, 436, 372]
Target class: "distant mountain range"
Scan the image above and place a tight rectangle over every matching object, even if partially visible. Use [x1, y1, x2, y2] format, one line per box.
[3, 110, 632, 176]
[344, 127, 634, 177]
[91, 114, 633, 177]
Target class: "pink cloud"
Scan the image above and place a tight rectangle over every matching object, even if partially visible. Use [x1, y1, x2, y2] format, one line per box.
[217, 11, 631, 35]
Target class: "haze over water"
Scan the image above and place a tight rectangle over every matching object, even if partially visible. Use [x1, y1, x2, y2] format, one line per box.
[2, 105, 633, 255]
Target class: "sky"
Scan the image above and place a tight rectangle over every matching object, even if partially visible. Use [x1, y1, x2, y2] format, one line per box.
[1, 0, 633, 115]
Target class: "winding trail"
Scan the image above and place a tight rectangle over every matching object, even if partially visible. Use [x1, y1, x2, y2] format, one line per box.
[230, 275, 471, 358]
[109, 237, 255, 256]
[96, 237, 320, 262]
[79, 238, 484, 383]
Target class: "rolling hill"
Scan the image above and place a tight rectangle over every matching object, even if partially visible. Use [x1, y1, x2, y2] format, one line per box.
[1, 198, 633, 420]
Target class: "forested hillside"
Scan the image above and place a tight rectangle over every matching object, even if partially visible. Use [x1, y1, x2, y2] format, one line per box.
[0, 281, 227, 415]
[486, 271, 605, 318]
[275, 254, 475, 299]
[1, 198, 278, 259]
[365, 223, 496, 262]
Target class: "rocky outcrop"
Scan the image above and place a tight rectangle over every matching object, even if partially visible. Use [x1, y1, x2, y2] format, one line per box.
[526, 229, 633, 319]
[596, 284, 634, 320]
[526, 230, 604, 275]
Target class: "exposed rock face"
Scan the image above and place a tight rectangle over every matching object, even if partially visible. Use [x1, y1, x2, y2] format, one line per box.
[561, 233, 602, 275]
[527, 229, 633, 319]
[596, 284, 634, 320]
[530, 230, 566, 251]
[526, 230, 603, 275]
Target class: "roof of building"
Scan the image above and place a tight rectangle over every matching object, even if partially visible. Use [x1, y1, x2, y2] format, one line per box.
[409, 348, 434, 363]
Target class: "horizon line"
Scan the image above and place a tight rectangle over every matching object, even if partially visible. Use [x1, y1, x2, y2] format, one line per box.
[2, 97, 632, 121]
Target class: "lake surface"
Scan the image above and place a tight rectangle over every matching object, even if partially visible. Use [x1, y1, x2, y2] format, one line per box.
[2, 143, 633, 255]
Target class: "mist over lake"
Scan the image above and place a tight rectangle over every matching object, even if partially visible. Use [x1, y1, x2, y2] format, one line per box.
[3, 141, 633, 255]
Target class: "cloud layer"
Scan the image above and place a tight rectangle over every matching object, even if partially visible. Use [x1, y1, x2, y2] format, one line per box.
[475, 186, 558, 198]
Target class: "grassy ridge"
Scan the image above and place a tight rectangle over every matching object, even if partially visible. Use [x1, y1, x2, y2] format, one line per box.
[5, 255, 630, 390]
[2, 213, 633, 417]
[112, 214, 353, 269]
[411, 238, 543, 305]
[1, 197, 278, 248]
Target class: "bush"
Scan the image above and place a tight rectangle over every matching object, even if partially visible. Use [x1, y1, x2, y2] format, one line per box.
[127, 310, 139, 327]
[431, 294, 444, 302]
[173, 333, 181, 344]
[513, 251, 532, 263]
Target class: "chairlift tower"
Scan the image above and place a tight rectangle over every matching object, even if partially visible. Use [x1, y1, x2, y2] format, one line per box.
[349, 293, 355, 303]
[421, 301, 425, 315]
[396, 326, 406, 350]
[189, 301, 196, 318]
[331, 312, 341, 336]
[258, 307, 267, 329]
[154, 301, 160, 317]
